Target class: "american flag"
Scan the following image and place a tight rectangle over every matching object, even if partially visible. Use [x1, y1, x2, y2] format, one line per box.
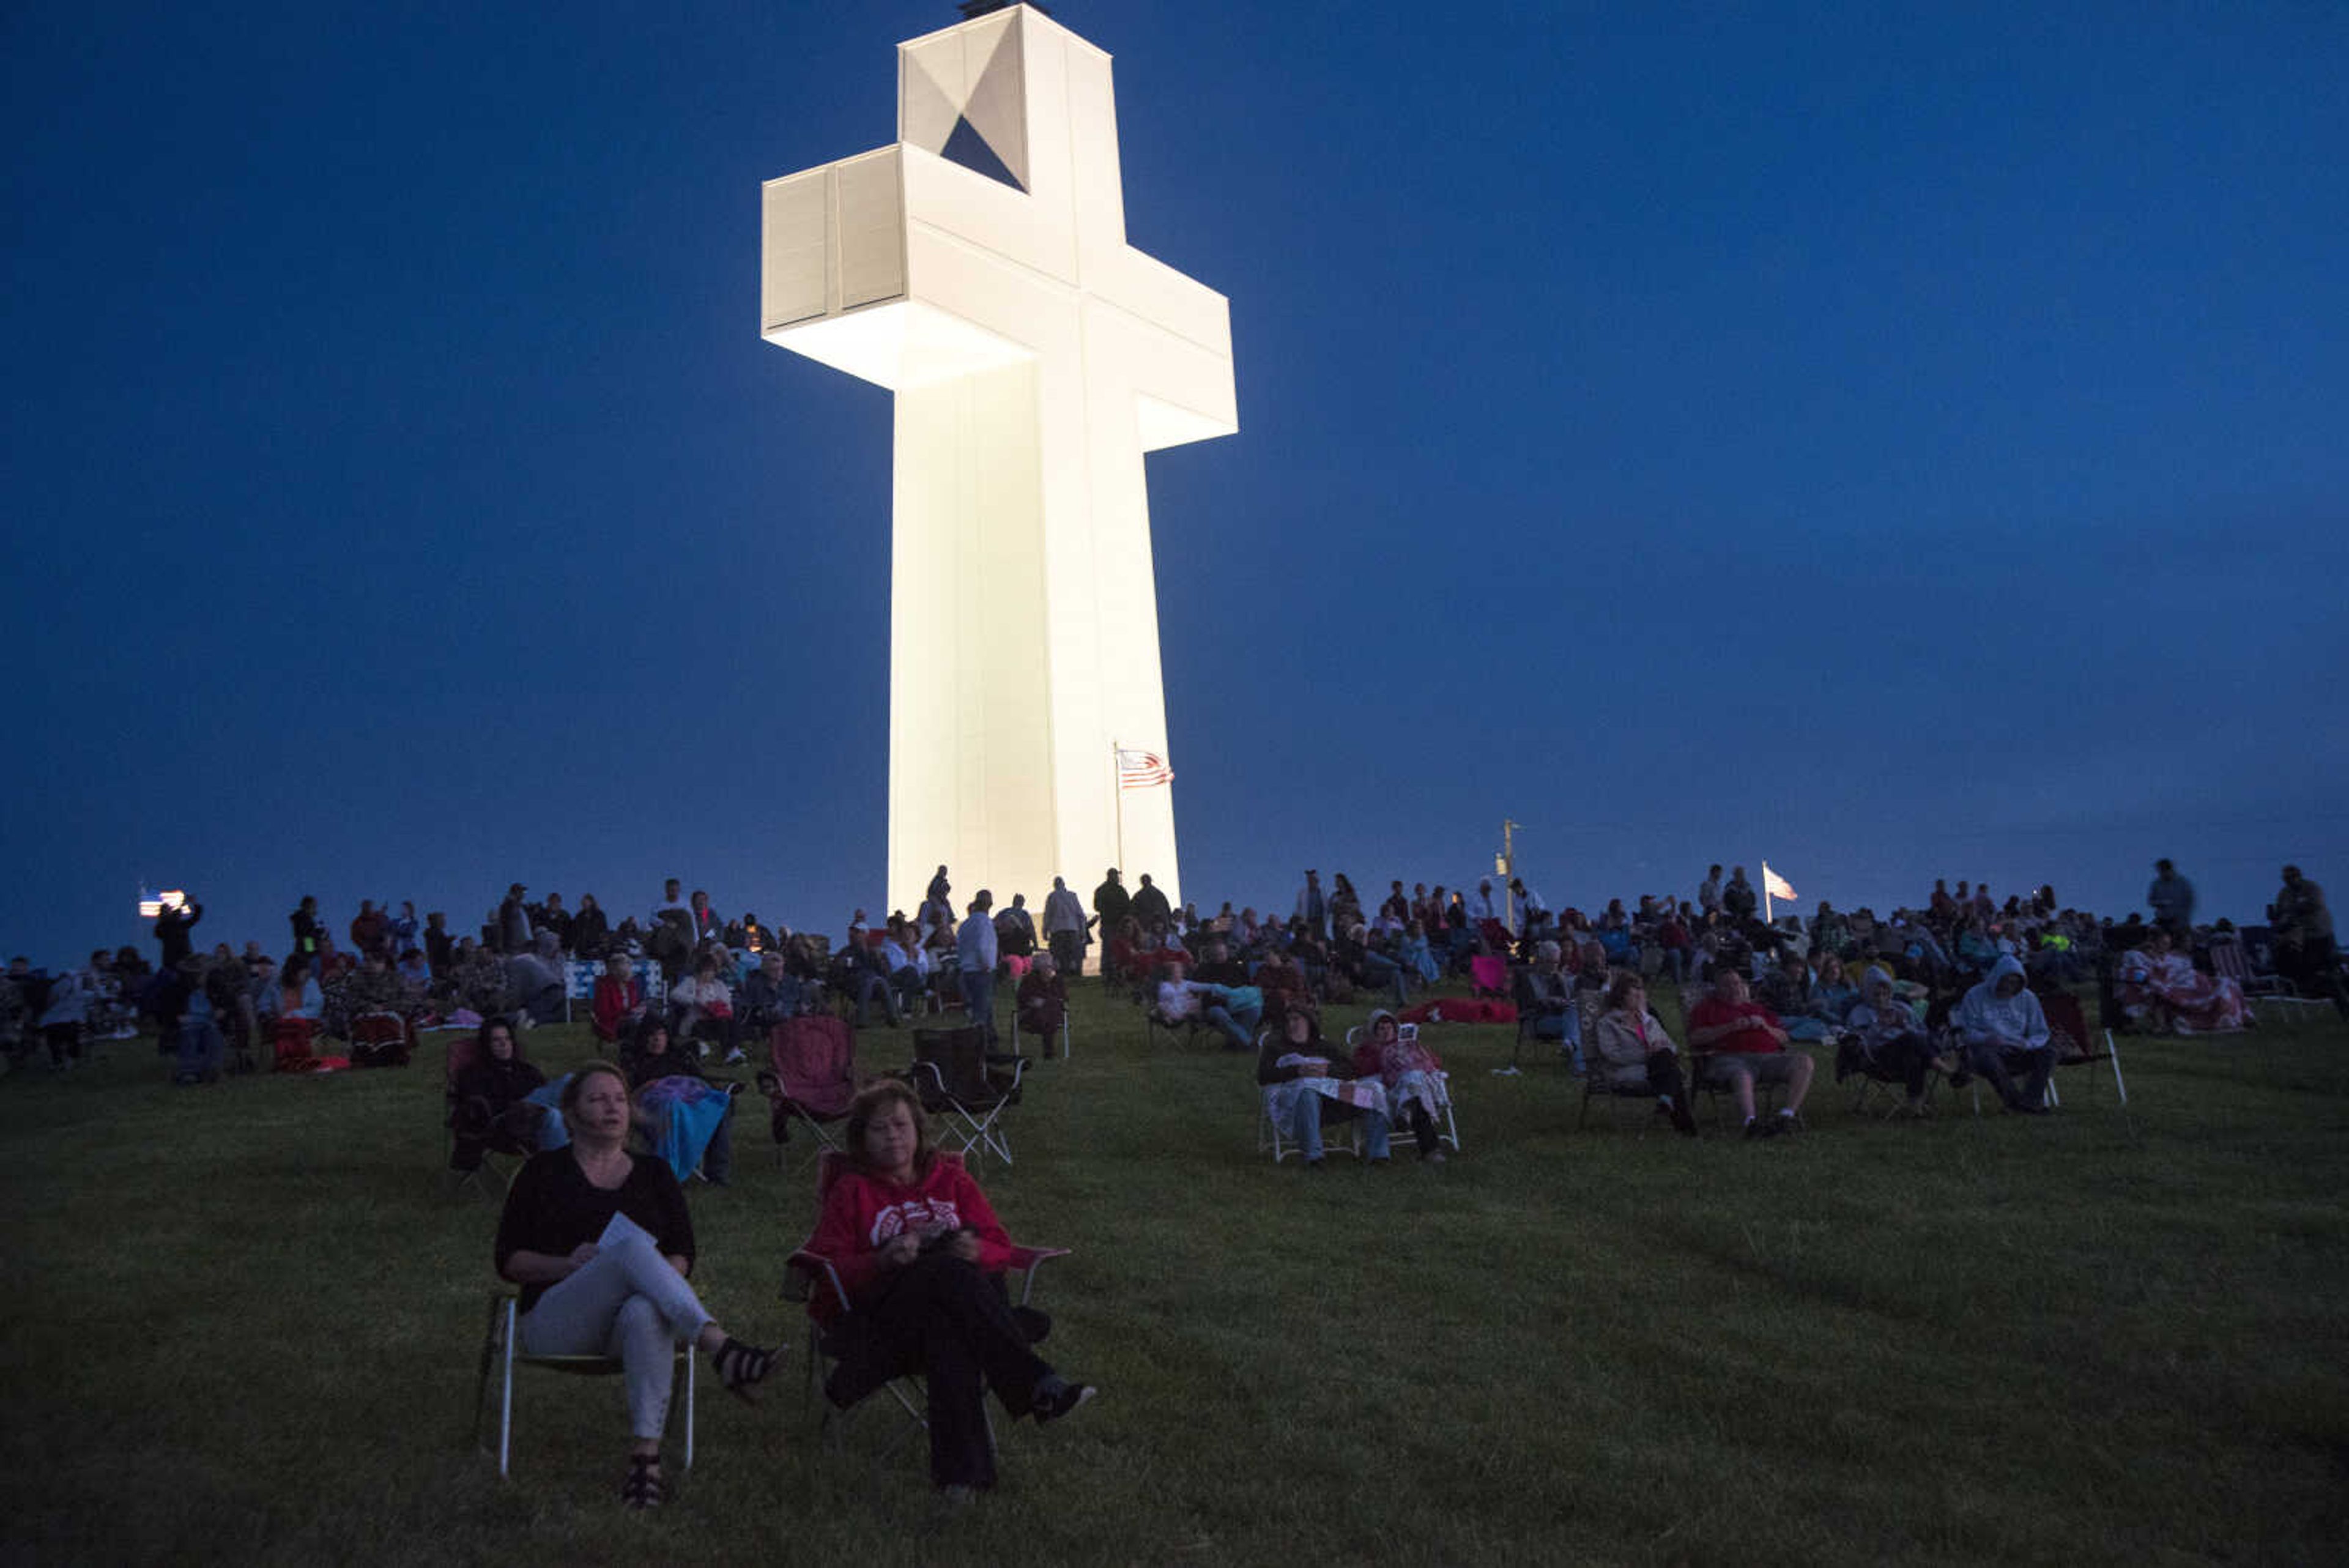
[1116, 746, 1174, 790]
[1762, 863, 1798, 903]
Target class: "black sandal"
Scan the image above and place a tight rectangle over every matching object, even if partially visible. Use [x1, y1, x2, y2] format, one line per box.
[623, 1452, 666, 1510]
[711, 1336, 777, 1403]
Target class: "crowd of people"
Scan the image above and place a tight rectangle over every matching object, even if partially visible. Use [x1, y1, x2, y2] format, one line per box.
[0, 853, 2337, 1509]
[0, 858, 2336, 1089]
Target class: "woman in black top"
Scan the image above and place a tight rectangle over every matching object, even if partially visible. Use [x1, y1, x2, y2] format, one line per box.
[493, 1061, 774, 1508]
[450, 1018, 545, 1172]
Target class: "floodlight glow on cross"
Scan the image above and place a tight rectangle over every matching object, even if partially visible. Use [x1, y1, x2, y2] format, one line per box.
[760, 3, 1237, 913]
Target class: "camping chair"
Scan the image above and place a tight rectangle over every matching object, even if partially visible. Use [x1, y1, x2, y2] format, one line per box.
[2044, 989, 2125, 1108]
[1344, 1023, 1460, 1153]
[1015, 984, 1071, 1060]
[1255, 1028, 1367, 1161]
[907, 1026, 1028, 1167]
[1468, 954, 1508, 998]
[755, 1014, 861, 1169]
[270, 1015, 320, 1073]
[2208, 934, 2327, 1025]
[1573, 992, 1674, 1134]
[348, 1009, 411, 1069]
[443, 1030, 538, 1198]
[471, 1289, 693, 1478]
[782, 1150, 1066, 1459]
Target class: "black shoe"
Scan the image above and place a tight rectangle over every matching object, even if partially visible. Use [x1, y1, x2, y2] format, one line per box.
[1301, 1158, 1324, 1170]
[1032, 1377, 1097, 1425]
[1743, 1117, 1779, 1140]
[1773, 1113, 1801, 1138]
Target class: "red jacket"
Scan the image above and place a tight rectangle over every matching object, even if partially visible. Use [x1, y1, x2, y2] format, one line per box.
[590, 976, 642, 1041]
[804, 1157, 1015, 1315]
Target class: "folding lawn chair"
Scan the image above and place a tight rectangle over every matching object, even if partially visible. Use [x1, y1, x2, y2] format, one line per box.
[348, 1009, 411, 1069]
[443, 1030, 539, 1199]
[472, 1289, 693, 1478]
[2208, 934, 2328, 1025]
[756, 1014, 861, 1169]
[1468, 954, 1508, 998]
[2043, 989, 2125, 1108]
[907, 1026, 1028, 1167]
[781, 1150, 1066, 1460]
[1345, 1022, 1460, 1153]
[1255, 1028, 1371, 1161]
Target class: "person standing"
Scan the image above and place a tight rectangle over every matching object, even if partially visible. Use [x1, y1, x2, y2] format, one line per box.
[289, 895, 324, 966]
[957, 893, 1001, 1047]
[1092, 870, 1129, 983]
[498, 883, 533, 956]
[2270, 865, 2336, 997]
[1294, 870, 1328, 942]
[154, 896, 203, 970]
[1129, 874, 1171, 932]
[1043, 876, 1092, 977]
[2148, 859, 2195, 939]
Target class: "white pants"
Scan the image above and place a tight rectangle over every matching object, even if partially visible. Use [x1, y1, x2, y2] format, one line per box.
[518, 1232, 711, 1440]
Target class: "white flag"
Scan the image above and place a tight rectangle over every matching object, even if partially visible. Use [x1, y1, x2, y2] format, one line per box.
[1762, 863, 1798, 903]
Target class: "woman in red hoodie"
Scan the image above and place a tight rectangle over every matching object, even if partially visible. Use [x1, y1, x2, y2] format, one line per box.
[807, 1080, 1096, 1499]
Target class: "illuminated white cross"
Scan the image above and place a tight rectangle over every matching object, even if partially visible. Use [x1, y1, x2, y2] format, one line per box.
[760, 4, 1236, 913]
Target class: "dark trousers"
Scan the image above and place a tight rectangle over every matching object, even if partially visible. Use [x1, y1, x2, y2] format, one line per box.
[1403, 1099, 1441, 1156]
[450, 1102, 544, 1171]
[1048, 931, 1086, 976]
[1643, 1048, 1690, 1102]
[1968, 1042, 2054, 1110]
[830, 1255, 1050, 1489]
[960, 971, 997, 1048]
[1872, 1031, 1937, 1097]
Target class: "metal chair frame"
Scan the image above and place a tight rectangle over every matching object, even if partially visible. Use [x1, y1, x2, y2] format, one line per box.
[1343, 1023, 1460, 1152]
[782, 1152, 1065, 1463]
[472, 1291, 693, 1478]
[908, 1027, 1028, 1167]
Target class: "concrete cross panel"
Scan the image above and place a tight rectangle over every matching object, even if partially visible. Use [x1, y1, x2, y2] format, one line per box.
[760, 4, 1237, 913]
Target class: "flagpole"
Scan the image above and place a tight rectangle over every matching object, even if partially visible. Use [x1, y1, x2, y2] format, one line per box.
[1762, 861, 1773, 925]
[1112, 740, 1125, 874]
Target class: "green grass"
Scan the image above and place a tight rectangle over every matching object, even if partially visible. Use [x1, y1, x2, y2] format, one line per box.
[4, 989, 2347, 1566]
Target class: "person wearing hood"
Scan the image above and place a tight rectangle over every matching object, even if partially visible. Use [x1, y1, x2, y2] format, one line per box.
[1953, 955, 2054, 1113]
[1356, 1009, 1449, 1162]
[1841, 967, 1952, 1117]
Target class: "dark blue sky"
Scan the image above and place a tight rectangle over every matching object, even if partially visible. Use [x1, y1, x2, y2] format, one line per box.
[6, 1, 2344, 964]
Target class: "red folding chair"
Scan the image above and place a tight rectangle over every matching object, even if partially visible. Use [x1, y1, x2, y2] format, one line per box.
[755, 1014, 861, 1167]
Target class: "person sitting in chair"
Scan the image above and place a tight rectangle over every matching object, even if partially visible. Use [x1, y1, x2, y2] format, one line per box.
[1954, 954, 2055, 1112]
[1356, 1009, 1448, 1162]
[809, 1080, 1097, 1499]
[493, 1060, 776, 1509]
[738, 951, 804, 1035]
[1257, 1006, 1393, 1167]
[1155, 959, 1258, 1051]
[1840, 966, 1954, 1118]
[667, 951, 740, 1063]
[1521, 942, 1584, 1074]
[1685, 970, 1814, 1139]
[590, 955, 647, 1046]
[1590, 972, 1698, 1135]
[452, 1017, 548, 1170]
[505, 932, 566, 1030]
[1015, 952, 1067, 1052]
[625, 1020, 737, 1186]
